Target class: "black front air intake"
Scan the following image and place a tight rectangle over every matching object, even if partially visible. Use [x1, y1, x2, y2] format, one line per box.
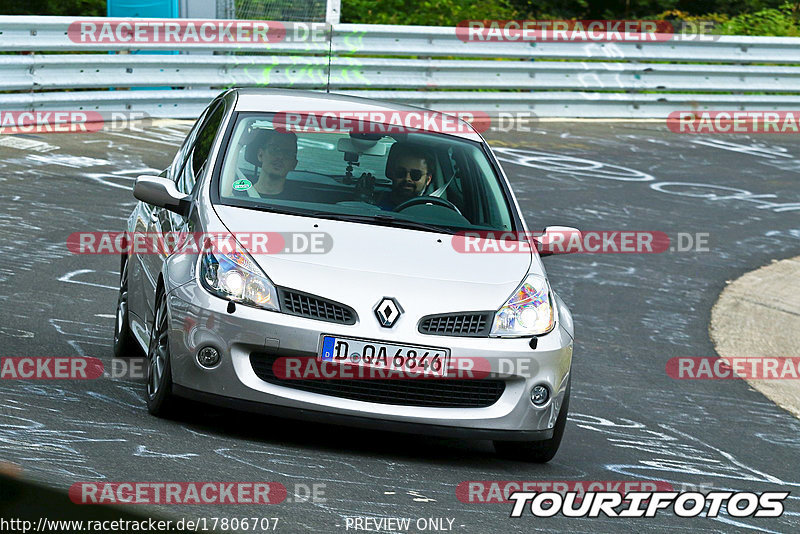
[250, 352, 505, 408]
[277, 287, 357, 325]
[418, 312, 493, 337]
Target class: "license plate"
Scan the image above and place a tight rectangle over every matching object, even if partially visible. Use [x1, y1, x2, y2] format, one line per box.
[319, 336, 450, 378]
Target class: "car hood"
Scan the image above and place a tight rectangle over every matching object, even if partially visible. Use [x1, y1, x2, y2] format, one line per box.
[214, 205, 536, 314]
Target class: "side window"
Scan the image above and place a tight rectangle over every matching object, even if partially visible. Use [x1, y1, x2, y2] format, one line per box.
[176, 102, 225, 194]
[170, 107, 208, 180]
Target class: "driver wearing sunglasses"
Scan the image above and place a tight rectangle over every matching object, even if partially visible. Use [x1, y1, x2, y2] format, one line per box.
[378, 143, 434, 210]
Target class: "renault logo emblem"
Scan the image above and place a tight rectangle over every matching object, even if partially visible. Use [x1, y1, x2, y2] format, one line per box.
[374, 297, 403, 328]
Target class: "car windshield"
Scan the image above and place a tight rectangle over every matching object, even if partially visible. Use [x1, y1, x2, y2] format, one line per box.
[215, 112, 515, 234]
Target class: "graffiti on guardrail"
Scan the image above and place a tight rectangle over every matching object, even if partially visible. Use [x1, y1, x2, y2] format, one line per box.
[457, 19, 718, 42]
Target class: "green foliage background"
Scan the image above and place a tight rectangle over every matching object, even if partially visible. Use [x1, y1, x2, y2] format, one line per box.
[341, 0, 800, 35]
[4, 0, 800, 36]
[4, 0, 106, 16]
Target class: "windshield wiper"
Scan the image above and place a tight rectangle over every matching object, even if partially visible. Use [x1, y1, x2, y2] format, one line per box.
[309, 212, 457, 235]
[234, 203, 312, 217]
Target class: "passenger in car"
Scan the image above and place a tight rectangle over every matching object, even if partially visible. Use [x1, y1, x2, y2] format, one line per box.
[234, 129, 303, 200]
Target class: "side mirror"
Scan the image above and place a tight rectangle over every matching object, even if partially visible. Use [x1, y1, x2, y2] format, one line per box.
[133, 175, 190, 216]
[534, 226, 582, 257]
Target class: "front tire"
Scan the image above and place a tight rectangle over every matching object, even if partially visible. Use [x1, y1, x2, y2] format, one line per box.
[494, 376, 571, 463]
[145, 287, 179, 416]
[113, 256, 141, 358]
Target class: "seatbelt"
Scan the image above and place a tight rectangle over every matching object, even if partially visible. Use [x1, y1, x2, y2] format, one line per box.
[430, 175, 455, 198]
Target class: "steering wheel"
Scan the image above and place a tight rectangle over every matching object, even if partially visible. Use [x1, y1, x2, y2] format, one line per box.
[394, 195, 463, 215]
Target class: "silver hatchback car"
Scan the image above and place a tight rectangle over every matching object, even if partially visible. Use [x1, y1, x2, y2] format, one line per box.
[114, 88, 576, 462]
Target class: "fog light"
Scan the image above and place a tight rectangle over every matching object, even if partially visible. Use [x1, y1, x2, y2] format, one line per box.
[530, 385, 549, 406]
[197, 347, 220, 368]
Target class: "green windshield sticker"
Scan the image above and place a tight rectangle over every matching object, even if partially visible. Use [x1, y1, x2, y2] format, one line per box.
[232, 179, 252, 191]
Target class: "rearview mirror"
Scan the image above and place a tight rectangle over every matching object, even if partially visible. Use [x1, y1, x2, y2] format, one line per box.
[337, 137, 388, 156]
[534, 226, 582, 257]
[133, 175, 190, 216]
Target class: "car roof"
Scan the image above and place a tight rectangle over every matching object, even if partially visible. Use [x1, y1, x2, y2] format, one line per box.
[231, 88, 484, 142]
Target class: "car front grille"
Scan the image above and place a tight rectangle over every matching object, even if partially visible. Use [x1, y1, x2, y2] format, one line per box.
[418, 312, 493, 337]
[249, 353, 505, 408]
[277, 287, 357, 325]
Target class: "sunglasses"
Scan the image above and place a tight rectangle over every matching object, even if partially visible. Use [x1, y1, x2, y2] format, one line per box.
[391, 166, 427, 182]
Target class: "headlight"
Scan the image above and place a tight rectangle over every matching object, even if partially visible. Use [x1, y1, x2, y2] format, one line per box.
[490, 274, 554, 337]
[200, 238, 279, 312]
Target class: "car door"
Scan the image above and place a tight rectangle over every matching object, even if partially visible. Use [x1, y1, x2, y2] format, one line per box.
[138, 99, 226, 327]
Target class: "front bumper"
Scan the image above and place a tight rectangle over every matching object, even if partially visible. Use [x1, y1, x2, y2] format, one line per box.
[166, 280, 574, 441]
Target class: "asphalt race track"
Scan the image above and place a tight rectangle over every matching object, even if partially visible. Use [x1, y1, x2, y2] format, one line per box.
[1, 121, 799, 533]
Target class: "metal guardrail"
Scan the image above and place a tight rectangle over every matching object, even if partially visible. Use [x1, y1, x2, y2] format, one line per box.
[7, 89, 800, 119]
[332, 23, 800, 63]
[5, 55, 800, 93]
[2, 16, 800, 118]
